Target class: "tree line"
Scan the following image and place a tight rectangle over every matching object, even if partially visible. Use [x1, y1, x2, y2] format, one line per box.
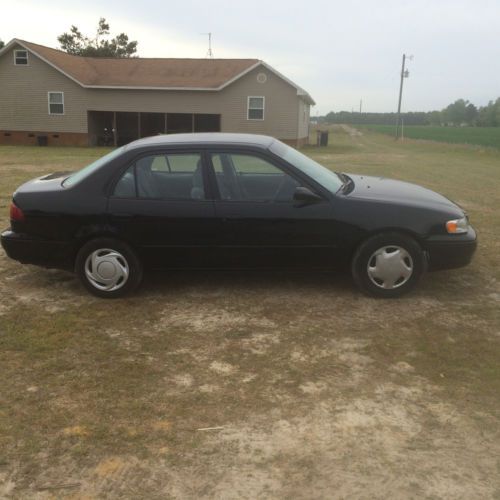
[320, 98, 500, 127]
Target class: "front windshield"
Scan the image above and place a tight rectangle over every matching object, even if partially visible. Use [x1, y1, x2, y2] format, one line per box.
[269, 141, 343, 194]
[62, 146, 125, 187]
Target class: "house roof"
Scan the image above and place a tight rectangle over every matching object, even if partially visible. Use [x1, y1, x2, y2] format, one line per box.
[19, 40, 260, 89]
[0, 39, 315, 104]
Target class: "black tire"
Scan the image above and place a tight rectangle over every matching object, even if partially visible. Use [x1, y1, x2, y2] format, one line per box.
[351, 232, 426, 298]
[75, 237, 143, 298]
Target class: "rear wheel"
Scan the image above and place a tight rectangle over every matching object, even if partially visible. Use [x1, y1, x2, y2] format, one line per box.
[75, 238, 143, 298]
[351, 232, 425, 298]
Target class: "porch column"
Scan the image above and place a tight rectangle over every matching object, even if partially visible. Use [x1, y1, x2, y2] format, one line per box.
[112, 112, 117, 147]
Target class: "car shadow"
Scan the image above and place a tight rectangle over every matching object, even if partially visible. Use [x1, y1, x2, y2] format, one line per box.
[141, 268, 355, 296]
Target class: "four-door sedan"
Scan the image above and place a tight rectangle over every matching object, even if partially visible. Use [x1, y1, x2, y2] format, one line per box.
[1, 133, 477, 298]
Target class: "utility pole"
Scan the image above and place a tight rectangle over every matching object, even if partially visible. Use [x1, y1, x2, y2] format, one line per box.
[395, 53, 410, 139]
[359, 99, 363, 114]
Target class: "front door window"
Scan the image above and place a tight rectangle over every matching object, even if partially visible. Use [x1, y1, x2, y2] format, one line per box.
[210, 153, 300, 202]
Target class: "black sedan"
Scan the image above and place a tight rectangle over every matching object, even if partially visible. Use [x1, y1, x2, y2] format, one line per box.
[1, 133, 477, 298]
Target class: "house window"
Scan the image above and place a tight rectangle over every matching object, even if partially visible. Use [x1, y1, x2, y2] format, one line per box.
[247, 96, 265, 120]
[14, 50, 28, 65]
[48, 92, 64, 115]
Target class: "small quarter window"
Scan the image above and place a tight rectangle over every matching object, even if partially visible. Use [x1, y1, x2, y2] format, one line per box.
[14, 50, 28, 65]
[48, 92, 64, 115]
[113, 165, 136, 198]
[247, 96, 264, 120]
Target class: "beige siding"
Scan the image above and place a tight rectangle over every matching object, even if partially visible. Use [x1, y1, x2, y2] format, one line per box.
[0, 47, 303, 140]
[87, 67, 300, 139]
[0, 44, 88, 132]
[297, 99, 310, 139]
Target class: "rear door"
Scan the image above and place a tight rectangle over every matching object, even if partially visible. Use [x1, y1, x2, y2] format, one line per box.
[107, 149, 219, 269]
[207, 149, 337, 269]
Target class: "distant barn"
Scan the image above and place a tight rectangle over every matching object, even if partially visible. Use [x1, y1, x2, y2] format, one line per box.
[0, 39, 314, 147]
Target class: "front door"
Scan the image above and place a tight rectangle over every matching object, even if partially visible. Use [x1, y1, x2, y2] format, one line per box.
[207, 150, 337, 269]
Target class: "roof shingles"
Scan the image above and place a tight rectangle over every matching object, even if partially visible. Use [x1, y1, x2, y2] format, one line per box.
[19, 40, 259, 89]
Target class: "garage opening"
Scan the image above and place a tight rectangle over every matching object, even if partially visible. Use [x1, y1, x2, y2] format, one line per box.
[166, 113, 193, 134]
[88, 111, 221, 146]
[87, 111, 114, 146]
[140, 113, 165, 138]
[116, 112, 139, 146]
[194, 114, 221, 132]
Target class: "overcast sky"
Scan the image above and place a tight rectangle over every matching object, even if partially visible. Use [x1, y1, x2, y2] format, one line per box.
[2, 0, 499, 114]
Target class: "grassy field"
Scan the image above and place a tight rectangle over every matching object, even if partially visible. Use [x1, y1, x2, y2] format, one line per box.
[358, 124, 500, 149]
[0, 130, 499, 498]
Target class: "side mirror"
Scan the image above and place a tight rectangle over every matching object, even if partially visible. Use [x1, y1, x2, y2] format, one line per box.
[293, 186, 322, 205]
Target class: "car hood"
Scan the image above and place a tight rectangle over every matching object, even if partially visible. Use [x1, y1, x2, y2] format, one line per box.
[345, 174, 462, 212]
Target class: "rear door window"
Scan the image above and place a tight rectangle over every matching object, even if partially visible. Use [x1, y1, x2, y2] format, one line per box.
[113, 153, 205, 200]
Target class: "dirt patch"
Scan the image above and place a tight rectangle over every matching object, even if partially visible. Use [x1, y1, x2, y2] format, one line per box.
[210, 360, 237, 375]
[340, 124, 363, 137]
[1, 140, 499, 498]
[207, 376, 499, 499]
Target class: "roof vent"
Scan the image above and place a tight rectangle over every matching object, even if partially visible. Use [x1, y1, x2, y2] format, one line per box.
[257, 72, 267, 84]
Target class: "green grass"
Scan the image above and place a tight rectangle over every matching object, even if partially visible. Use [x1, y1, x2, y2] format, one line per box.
[0, 134, 499, 497]
[358, 124, 500, 149]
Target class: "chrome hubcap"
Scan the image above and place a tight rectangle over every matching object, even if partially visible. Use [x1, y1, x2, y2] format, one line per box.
[84, 248, 129, 291]
[367, 246, 413, 290]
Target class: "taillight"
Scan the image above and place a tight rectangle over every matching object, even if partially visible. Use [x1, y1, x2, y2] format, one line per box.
[10, 201, 25, 222]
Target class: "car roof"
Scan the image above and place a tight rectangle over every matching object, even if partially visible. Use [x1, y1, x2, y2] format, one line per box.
[124, 133, 276, 151]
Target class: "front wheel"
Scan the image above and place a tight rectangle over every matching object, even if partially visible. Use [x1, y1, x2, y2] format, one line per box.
[75, 238, 143, 298]
[351, 232, 426, 298]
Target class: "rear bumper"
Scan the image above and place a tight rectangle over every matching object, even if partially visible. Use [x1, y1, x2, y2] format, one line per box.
[424, 227, 477, 271]
[1, 229, 73, 270]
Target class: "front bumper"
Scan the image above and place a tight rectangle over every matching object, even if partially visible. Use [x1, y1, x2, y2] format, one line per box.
[424, 227, 477, 271]
[1, 229, 73, 270]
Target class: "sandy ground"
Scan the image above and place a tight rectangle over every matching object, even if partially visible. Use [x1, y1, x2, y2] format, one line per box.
[1, 265, 499, 499]
[1, 134, 499, 499]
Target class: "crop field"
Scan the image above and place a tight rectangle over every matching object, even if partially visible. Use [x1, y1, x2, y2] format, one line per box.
[358, 124, 500, 149]
[0, 128, 499, 498]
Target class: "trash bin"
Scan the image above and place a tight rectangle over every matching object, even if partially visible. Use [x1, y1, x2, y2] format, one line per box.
[316, 130, 329, 147]
[37, 135, 48, 146]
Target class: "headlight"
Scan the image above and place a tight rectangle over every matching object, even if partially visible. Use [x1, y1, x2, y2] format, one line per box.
[446, 217, 468, 234]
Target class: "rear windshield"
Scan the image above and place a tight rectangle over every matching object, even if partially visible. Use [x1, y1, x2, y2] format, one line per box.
[62, 147, 125, 188]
